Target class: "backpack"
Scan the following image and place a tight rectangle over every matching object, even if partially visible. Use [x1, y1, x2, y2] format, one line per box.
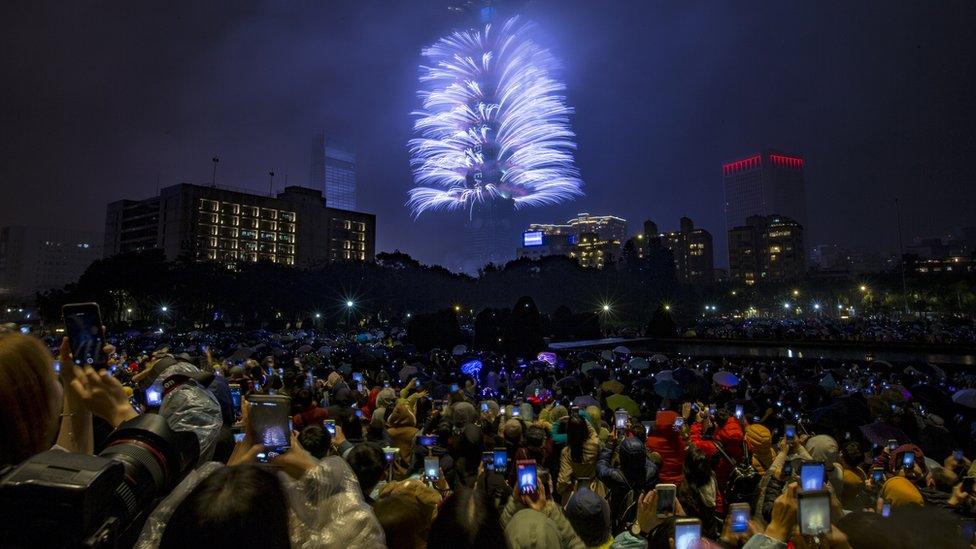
[713, 440, 761, 506]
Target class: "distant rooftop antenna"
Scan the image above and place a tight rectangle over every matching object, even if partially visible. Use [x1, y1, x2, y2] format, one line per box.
[211, 157, 219, 187]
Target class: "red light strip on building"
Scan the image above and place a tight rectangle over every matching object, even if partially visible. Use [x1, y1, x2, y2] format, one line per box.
[769, 154, 804, 169]
[723, 155, 762, 175]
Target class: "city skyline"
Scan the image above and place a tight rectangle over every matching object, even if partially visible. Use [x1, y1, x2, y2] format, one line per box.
[1, 1, 974, 269]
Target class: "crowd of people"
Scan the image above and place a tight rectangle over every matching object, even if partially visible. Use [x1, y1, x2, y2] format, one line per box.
[689, 316, 976, 345]
[2, 322, 976, 548]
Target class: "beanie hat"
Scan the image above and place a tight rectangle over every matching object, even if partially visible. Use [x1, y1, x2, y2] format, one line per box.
[745, 424, 774, 467]
[563, 487, 611, 547]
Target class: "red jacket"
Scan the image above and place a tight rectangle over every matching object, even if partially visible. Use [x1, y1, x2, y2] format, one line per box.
[689, 417, 745, 513]
[646, 411, 686, 484]
[292, 405, 329, 429]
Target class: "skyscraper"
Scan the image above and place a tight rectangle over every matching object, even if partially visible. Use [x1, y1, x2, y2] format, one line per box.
[310, 132, 357, 211]
[723, 150, 806, 231]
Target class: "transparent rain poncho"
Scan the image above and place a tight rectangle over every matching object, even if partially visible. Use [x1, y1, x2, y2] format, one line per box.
[135, 457, 385, 549]
[154, 362, 222, 463]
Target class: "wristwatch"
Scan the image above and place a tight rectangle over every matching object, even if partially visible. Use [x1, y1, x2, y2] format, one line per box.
[629, 521, 646, 538]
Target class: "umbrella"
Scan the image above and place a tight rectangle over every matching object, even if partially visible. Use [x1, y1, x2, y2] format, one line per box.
[649, 353, 669, 365]
[904, 363, 946, 379]
[654, 379, 683, 400]
[859, 422, 909, 448]
[452, 344, 467, 356]
[671, 368, 699, 385]
[600, 350, 614, 361]
[573, 395, 600, 408]
[399, 364, 419, 381]
[628, 357, 649, 371]
[601, 380, 625, 395]
[712, 371, 740, 388]
[606, 393, 640, 417]
[613, 345, 631, 355]
[555, 376, 580, 389]
[655, 369, 674, 381]
[581, 361, 600, 373]
[952, 388, 976, 409]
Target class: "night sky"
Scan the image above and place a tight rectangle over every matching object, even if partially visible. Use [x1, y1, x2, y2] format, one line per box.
[2, 1, 974, 268]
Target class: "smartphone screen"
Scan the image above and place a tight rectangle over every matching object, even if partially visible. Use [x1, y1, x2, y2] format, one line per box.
[800, 462, 826, 492]
[146, 388, 162, 407]
[887, 439, 898, 452]
[902, 451, 915, 470]
[655, 483, 676, 516]
[62, 303, 105, 367]
[730, 503, 750, 533]
[881, 501, 891, 518]
[323, 419, 336, 436]
[798, 492, 831, 536]
[482, 451, 494, 471]
[385, 447, 398, 464]
[517, 460, 537, 494]
[450, 383, 459, 393]
[614, 410, 628, 430]
[419, 434, 437, 447]
[512, 408, 520, 418]
[425, 456, 440, 480]
[734, 404, 744, 419]
[481, 402, 489, 413]
[785, 424, 796, 440]
[961, 518, 975, 542]
[782, 460, 794, 477]
[352, 372, 363, 382]
[871, 468, 884, 483]
[494, 448, 507, 471]
[673, 417, 684, 431]
[229, 384, 242, 417]
[248, 395, 291, 460]
[233, 432, 246, 443]
[674, 518, 701, 549]
[954, 450, 964, 461]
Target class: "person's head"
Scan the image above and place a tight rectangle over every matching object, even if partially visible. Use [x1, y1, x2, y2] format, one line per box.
[373, 493, 428, 549]
[839, 440, 863, 469]
[293, 388, 314, 411]
[502, 418, 523, 445]
[298, 424, 331, 459]
[618, 436, 650, 488]
[683, 445, 712, 488]
[566, 413, 589, 462]
[927, 466, 957, 493]
[159, 465, 289, 549]
[834, 511, 907, 549]
[564, 487, 611, 547]
[428, 488, 506, 549]
[0, 333, 61, 466]
[345, 442, 386, 498]
[340, 413, 364, 441]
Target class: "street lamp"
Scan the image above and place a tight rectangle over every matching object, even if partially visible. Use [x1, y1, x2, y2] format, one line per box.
[160, 305, 169, 313]
[792, 289, 800, 297]
[454, 304, 461, 312]
[663, 304, 671, 312]
[314, 312, 321, 319]
[859, 285, 868, 293]
[602, 304, 611, 312]
[783, 302, 791, 311]
[126, 308, 133, 314]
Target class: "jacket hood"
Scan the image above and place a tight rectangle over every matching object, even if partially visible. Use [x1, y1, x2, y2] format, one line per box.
[388, 403, 416, 428]
[505, 509, 562, 548]
[804, 434, 840, 465]
[745, 424, 774, 466]
[376, 388, 397, 410]
[564, 487, 611, 546]
[655, 410, 679, 430]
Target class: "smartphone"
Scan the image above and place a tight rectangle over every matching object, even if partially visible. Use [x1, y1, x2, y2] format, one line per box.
[887, 439, 898, 452]
[800, 462, 826, 492]
[729, 503, 750, 534]
[323, 419, 336, 436]
[614, 410, 629, 430]
[424, 456, 440, 480]
[146, 388, 163, 407]
[357, 382, 365, 393]
[673, 417, 684, 431]
[415, 379, 422, 389]
[481, 402, 489, 413]
[881, 500, 892, 518]
[512, 408, 521, 418]
[450, 383, 459, 393]
[494, 448, 507, 471]
[871, 467, 884, 484]
[516, 460, 537, 494]
[798, 491, 831, 536]
[355, 409, 363, 419]
[229, 383, 242, 418]
[248, 394, 291, 462]
[782, 460, 794, 477]
[734, 404, 744, 420]
[655, 483, 677, 517]
[954, 449, 964, 461]
[785, 424, 796, 441]
[352, 372, 363, 382]
[62, 302, 106, 367]
[708, 405, 717, 416]
[385, 447, 399, 464]
[674, 518, 702, 549]
[418, 434, 438, 447]
[902, 451, 916, 470]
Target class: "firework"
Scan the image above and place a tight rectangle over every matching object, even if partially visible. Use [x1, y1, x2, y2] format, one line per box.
[407, 16, 583, 217]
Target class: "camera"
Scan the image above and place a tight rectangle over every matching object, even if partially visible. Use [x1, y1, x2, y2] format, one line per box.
[0, 413, 199, 548]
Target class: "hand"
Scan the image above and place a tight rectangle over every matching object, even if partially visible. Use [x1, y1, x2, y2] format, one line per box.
[332, 424, 346, 446]
[68, 364, 138, 427]
[719, 514, 757, 546]
[766, 482, 799, 543]
[681, 402, 692, 419]
[228, 442, 263, 466]
[435, 467, 450, 492]
[635, 489, 659, 535]
[273, 432, 318, 479]
[515, 478, 547, 512]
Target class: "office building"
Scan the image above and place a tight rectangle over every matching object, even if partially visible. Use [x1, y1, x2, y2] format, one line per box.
[566, 212, 628, 242]
[810, 244, 885, 274]
[310, 132, 357, 210]
[521, 212, 627, 269]
[458, 198, 515, 273]
[0, 226, 102, 298]
[723, 150, 807, 231]
[729, 214, 805, 284]
[105, 183, 375, 268]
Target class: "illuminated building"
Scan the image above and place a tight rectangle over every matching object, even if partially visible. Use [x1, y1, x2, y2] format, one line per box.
[723, 150, 807, 231]
[729, 214, 804, 284]
[566, 213, 628, 243]
[105, 183, 375, 267]
[0, 226, 102, 298]
[310, 132, 357, 211]
[572, 231, 620, 269]
[626, 217, 713, 284]
[516, 230, 575, 260]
